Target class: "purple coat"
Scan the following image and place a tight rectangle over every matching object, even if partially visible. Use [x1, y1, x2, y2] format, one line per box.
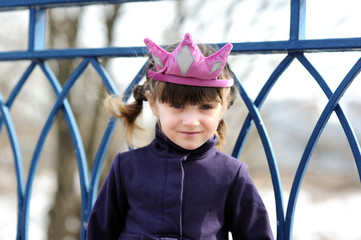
[87, 127, 274, 240]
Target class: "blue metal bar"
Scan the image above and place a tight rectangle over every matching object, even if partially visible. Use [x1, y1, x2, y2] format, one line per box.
[234, 75, 285, 240]
[232, 54, 295, 158]
[0, 93, 25, 240]
[297, 54, 361, 178]
[284, 56, 361, 239]
[87, 117, 117, 205]
[84, 58, 148, 237]
[0, 62, 36, 239]
[28, 8, 46, 51]
[122, 60, 149, 102]
[42, 60, 92, 240]
[19, 60, 91, 240]
[89, 58, 120, 96]
[290, 0, 306, 40]
[0, 62, 38, 239]
[231, 54, 296, 238]
[0, 0, 171, 11]
[0, 63, 37, 133]
[86, 58, 120, 223]
[0, 47, 147, 61]
[3, 38, 361, 62]
[85, 117, 118, 237]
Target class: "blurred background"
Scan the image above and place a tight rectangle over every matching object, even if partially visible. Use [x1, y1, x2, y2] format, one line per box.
[1, 0, 361, 239]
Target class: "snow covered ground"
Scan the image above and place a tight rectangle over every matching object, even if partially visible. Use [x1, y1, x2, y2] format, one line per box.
[262, 188, 361, 240]
[0, 170, 56, 240]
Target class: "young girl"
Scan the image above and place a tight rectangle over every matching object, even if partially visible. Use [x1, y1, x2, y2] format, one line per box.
[86, 33, 274, 240]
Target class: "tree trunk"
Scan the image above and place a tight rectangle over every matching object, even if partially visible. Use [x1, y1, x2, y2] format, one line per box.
[47, 5, 122, 240]
[47, 9, 81, 240]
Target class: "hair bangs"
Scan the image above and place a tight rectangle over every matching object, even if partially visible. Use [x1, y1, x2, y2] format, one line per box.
[154, 82, 223, 105]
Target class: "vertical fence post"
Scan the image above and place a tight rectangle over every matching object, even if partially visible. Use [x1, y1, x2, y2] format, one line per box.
[17, 7, 47, 240]
[290, 0, 306, 41]
[29, 7, 46, 51]
[285, 1, 306, 239]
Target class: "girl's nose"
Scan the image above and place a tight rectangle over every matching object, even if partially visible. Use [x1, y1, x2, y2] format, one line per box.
[182, 108, 200, 127]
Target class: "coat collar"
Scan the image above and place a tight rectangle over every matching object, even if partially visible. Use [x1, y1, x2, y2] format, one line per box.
[152, 124, 218, 160]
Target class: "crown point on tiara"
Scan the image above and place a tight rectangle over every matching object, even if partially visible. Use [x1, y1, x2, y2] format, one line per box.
[144, 33, 234, 87]
[176, 45, 194, 75]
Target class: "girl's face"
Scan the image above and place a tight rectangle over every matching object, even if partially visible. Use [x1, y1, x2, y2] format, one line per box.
[147, 94, 227, 150]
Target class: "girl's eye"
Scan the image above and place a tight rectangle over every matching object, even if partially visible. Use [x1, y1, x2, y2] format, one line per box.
[171, 104, 183, 109]
[201, 104, 213, 110]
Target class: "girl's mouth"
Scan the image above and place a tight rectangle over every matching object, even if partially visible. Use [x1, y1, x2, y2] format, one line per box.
[180, 131, 200, 136]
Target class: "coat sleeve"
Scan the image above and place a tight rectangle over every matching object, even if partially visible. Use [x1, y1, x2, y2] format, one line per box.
[86, 156, 128, 240]
[227, 163, 274, 240]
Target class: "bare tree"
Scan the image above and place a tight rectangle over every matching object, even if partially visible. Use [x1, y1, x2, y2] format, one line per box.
[47, 7, 82, 240]
[47, 5, 122, 240]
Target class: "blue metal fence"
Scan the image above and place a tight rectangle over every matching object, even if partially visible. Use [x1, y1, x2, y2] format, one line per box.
[0, 0, 360, 239]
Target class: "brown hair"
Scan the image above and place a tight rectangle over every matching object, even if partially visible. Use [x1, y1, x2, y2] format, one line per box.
[105, 43, 237, 147]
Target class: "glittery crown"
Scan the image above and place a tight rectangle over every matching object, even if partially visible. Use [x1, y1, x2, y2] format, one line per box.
[144, 33, 233, 87]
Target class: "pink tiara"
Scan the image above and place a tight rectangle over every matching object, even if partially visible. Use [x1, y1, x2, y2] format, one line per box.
[144, 33, 234, 87]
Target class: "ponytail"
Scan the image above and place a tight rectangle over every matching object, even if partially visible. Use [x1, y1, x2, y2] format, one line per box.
[104, 84, 148, 147]
[216, 119, 227, 149]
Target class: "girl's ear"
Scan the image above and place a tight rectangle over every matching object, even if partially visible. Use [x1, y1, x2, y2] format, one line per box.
[145, 91, 159, 117]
